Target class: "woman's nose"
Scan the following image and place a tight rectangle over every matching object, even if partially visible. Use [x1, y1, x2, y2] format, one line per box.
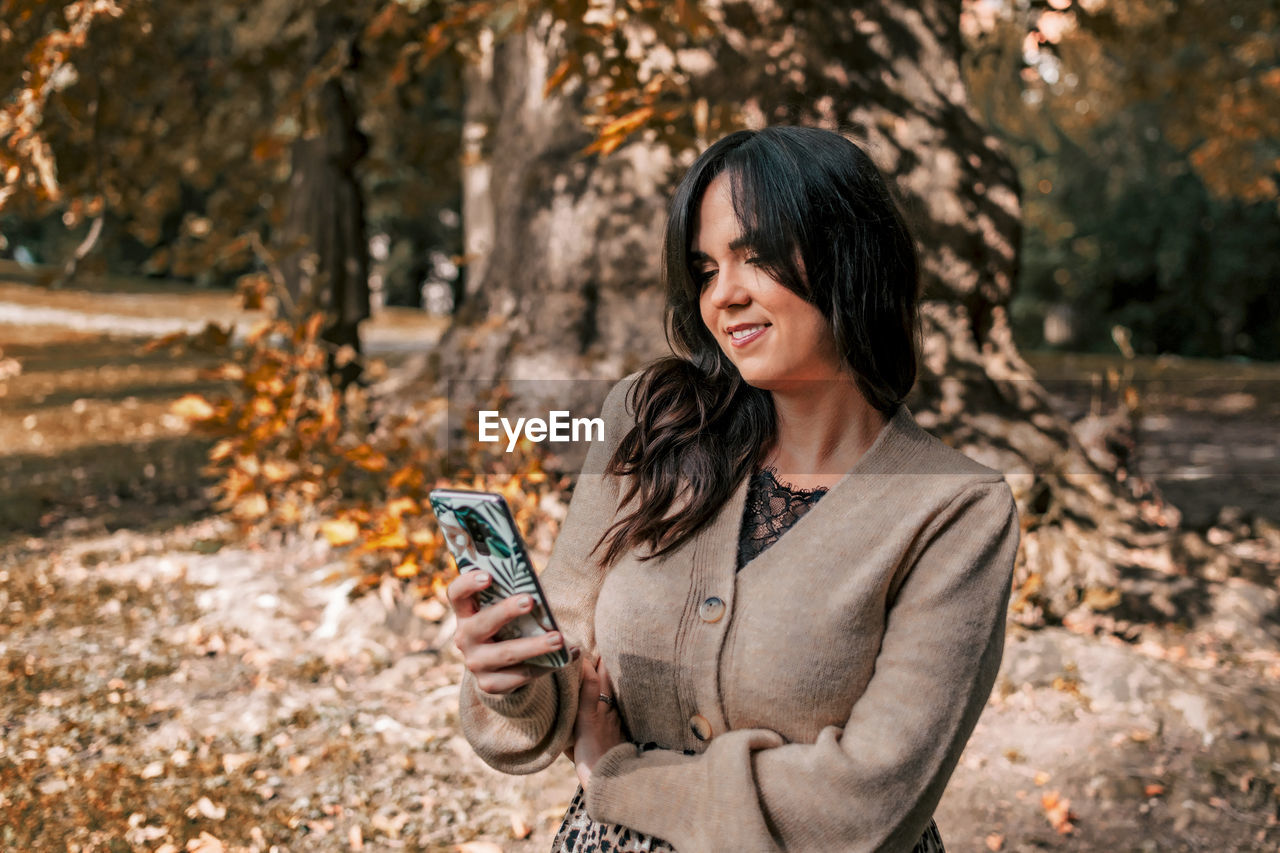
[704, 265, 750, 309]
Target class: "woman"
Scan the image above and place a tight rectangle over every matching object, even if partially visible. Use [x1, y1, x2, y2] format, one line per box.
[448, 126, 1021, 852]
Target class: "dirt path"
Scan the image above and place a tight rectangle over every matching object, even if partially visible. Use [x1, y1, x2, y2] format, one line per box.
[0, 280, 447, 355]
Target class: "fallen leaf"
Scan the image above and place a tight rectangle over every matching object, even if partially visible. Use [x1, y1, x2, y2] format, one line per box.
[510, 811, 532, 839]
[985, 832, 1005, 851]
[1033, 770, 1051, 786]
[322, 519, 360, 547]
[232, 493, 269, 521]
[140, 761, 165, 779]
[1145, 783, 1165, 797]
[171, 394, 215, 421]
[186, 832, 225, 853]
[37, 778, 69, 795]
[349, 825, 364, 850]
[186, 797, 226, 821]
[1040, 789, 1077, 834]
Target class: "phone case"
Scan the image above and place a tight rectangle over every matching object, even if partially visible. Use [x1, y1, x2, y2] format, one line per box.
[428, 488, 571, 669]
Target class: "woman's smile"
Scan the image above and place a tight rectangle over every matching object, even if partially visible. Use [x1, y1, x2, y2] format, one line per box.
[726, 323, 770, 346]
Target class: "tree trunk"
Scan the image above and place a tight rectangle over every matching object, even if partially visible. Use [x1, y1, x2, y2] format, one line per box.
[442, 18, 672, 386]
[278, 17, 371, 390]
[410, 0, 1222, 634]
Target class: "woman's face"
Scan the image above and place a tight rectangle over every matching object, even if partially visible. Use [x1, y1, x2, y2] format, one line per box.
[693, 172, 846, 391]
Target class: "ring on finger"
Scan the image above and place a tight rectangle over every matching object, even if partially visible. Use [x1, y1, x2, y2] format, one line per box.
[597, 693, 616, 709]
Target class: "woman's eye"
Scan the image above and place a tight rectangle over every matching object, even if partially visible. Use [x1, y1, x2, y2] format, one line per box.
[695, 269, 715, 286]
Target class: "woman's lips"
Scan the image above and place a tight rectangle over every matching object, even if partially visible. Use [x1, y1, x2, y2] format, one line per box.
[728, 325, 768, 347]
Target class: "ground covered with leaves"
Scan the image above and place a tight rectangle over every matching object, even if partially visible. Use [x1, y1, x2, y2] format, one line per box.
[4, 510, 1280, 852]
[0, 520, 583, 852]
[4, 304, 1280, 850]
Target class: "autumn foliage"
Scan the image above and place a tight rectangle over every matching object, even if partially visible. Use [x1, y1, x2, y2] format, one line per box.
[166, 309, 564, 600]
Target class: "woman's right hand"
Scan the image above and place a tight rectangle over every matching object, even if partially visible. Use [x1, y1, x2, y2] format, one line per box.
[447, 569, 574, 696]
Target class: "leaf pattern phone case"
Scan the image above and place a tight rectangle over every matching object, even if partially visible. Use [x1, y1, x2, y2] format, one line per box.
[428, 488, 571, 669]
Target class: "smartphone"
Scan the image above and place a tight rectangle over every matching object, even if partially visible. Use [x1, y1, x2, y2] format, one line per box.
[428, 488, 571, 669]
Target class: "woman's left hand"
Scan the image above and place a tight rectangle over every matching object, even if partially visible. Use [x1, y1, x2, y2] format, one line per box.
[572, 655, 627, 789]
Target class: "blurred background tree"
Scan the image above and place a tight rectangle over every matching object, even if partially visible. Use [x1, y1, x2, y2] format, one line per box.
[6, 0, 1275, 363]
[0, 0, 467, 384]
[964, 0, 1280, 359]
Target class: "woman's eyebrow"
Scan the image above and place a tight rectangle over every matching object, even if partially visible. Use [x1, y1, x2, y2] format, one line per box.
[690, 232, 761, 263]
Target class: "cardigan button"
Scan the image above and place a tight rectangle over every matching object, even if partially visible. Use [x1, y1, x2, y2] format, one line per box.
[689, 714, 712, 741]
[698, 596, 726, 623]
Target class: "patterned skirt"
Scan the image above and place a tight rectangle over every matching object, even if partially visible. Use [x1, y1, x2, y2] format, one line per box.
[551, 771, 946, 852]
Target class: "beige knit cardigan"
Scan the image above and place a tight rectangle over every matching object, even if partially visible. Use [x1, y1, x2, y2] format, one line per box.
[457, 373, 1022, 852]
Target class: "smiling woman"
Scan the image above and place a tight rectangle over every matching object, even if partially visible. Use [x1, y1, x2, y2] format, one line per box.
[693, 171, 846, 393]
[448, 126, 1020, 853]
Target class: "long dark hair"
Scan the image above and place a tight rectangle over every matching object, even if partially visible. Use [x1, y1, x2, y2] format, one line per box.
[594, 126, 921, 567]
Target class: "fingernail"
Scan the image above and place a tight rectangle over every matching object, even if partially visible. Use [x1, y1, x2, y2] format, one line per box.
[476, 573, 489, 585]
[547, 632, 563, 648]
[520, 595, 533, 610]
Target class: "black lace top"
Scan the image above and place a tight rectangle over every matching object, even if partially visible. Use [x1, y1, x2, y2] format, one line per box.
[736, 465, 829, 570]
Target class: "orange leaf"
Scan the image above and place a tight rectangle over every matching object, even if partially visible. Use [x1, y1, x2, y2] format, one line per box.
[299, 312, 325, 343]
[1040, 790, 1076, 834]
[582, 131, 625, 157]
[246, 319, 275, 346]
[393, 556, 419, 578]
[142, 330, 187, 353]
[209, 439, 236, 462]
[277, 500, 301, 524]
[172, 394, 215, 421]
[261, 461, 292, 483]
[410, 528, 441, 546]
[599, 105, 654, 138]
[235, 454, 260, 477]
[390, 465, 424, 491]
[321, 519, 360, 547]
[365, 2, 404, 40]
[365, 528, 409, 551]
[348, 445, 388, 473]
[543, 56, 574, 98]
[387, 497, 420, 519]
[232, 494, 269, 521]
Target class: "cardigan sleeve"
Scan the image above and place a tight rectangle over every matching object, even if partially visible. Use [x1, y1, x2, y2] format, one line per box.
[456, 374, 637, 775]
[583, 478, 1022, 853]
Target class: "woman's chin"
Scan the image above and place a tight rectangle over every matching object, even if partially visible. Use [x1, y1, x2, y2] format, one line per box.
[735, 372, 789, 392]
[736, 371, 851, 395]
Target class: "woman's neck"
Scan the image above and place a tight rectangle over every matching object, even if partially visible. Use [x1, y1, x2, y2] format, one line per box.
[764, 378, 889, 491]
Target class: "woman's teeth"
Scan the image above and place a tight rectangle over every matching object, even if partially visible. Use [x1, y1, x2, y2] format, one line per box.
[731, 325, 766, 339]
